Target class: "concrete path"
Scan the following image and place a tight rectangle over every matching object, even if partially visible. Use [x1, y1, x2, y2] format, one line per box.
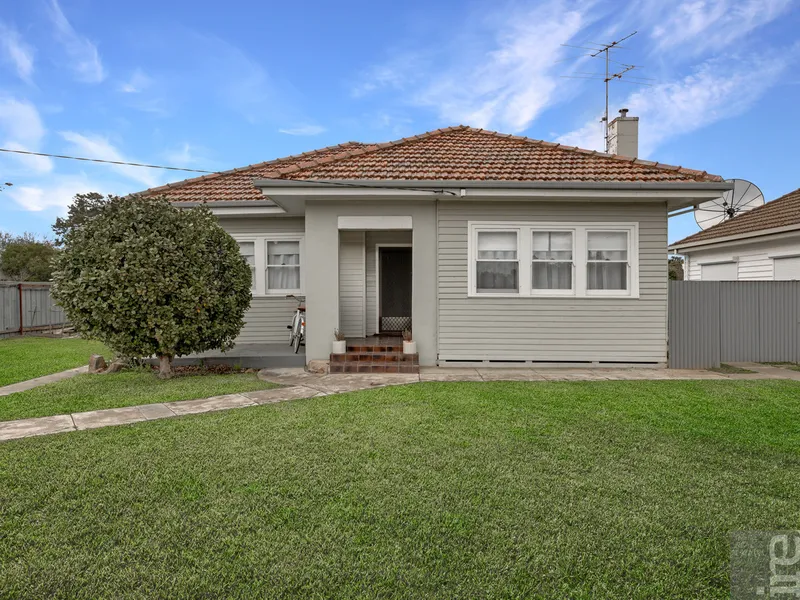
[2, 364, 799, 443]
[0, 366, 88, 397]
[727, 362, 800, 381]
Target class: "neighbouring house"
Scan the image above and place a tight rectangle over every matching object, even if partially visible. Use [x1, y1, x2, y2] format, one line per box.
[142, 116, 729, 367]
[669, 187, 800, 281]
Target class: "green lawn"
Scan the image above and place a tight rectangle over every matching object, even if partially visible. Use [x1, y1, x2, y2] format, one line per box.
[0, 371, 276, 421]
[1, 380, 799, 599]
[0, 336, 108, 387]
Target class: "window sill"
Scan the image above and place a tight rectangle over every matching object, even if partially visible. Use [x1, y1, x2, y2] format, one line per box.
[467, 292, 640, 299]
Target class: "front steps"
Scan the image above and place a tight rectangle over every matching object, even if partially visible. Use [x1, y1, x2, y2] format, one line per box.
[329, 340, 419, 373]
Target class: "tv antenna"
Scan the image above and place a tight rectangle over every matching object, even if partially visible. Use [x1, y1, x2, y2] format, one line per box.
[560, 31, 653, 151]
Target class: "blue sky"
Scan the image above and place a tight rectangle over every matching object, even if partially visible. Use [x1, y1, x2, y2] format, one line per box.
[1, 0, 798, 242]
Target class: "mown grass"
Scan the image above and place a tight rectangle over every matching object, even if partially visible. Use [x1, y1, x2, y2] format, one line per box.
[0, 370, 277, 421]
[0, 336, 108, 387]
[1, 380, 799, 599]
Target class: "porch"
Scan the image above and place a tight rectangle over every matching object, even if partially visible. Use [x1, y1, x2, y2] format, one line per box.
[329, 335, 419, 374]
[172, 344, 306, 369]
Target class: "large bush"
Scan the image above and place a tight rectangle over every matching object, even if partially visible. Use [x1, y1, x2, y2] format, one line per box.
[52, 195, 252, 377]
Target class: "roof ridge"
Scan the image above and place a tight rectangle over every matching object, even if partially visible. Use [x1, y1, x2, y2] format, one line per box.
[262, 126, 470, 179]
[139, 140, 368, 196]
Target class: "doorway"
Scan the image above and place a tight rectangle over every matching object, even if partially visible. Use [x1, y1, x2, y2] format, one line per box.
[377, 246, 412, 333]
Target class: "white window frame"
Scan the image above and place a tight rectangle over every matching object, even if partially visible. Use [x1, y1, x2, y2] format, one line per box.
[474, 228, 520, 294]
[231, 233, 305, 297]
[468, 221, 639, 299]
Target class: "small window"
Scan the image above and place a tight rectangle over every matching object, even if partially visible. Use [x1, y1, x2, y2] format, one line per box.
[476, 231, 518, 293]
[701, 262, 737, 281]
[532, 231, 573, 291]
[238, 242, 256, 291]
[774, 256, 800, 281]
[267, 240, 301, 292]
[587, 231, 628, 291]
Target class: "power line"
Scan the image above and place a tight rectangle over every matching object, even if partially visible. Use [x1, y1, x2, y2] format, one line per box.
[0, 146, 457, 196]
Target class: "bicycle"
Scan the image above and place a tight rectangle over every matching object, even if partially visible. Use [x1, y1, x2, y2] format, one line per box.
[286, 295, 305, 354]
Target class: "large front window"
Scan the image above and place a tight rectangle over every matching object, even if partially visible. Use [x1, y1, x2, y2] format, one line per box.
[234, 235, 304, 296]
[469, 223, 637, 298]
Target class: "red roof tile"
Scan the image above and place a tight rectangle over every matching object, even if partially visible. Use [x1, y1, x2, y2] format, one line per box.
[141, 141, 367, 202]
[141, 125, 722, 203]
[671, 187, 800, 248]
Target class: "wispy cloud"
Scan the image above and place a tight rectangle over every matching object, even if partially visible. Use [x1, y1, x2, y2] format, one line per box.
[59, 131, 161, 188]
[0, 23, 34, 83]
[163, 142, 209, 167]
[46, 0, 105, 83]
[557, 48, 798, 156]
[118, 68, 152, 93]
[0, 97, 52, 173]
[352, 0, 594, 132]
[644, 0, 793, 55]
[6, 173, 103, 212]
[278, 124, 326, 136]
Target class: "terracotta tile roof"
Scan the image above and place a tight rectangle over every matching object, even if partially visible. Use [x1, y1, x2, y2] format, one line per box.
[140, 125, 722, 203]
[140, 141, 367, 202]
[671, 187, 800, 248]
[267, 126, 723, 183]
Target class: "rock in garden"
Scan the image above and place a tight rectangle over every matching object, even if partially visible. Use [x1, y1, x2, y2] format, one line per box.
[88, 354, 106, 373]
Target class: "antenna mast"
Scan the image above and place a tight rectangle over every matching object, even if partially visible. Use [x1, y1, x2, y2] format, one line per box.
[560, 31, 648, 152]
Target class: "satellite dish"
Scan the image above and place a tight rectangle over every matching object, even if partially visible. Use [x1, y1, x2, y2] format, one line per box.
[695, 179, 764, 230]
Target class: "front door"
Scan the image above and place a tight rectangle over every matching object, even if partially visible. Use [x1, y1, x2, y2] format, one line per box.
[379, 247, 412, 333]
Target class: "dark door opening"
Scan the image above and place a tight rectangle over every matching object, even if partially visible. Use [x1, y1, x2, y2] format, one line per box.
[379, 247, 412, 333]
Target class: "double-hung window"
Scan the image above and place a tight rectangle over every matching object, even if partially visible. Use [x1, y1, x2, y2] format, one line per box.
[469, 222, 637, 298]
[531, 230, 573, 292]
[267, 241, 301, 292]
[238, 241, 256, 291]
[587, 231, 629, 293]
[233, 235, 304, 296]
[476, 231, 519, 293]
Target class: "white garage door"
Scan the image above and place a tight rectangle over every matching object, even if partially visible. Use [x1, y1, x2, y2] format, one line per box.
[774, 256, 800, 280]
[701, 262, 737, 280]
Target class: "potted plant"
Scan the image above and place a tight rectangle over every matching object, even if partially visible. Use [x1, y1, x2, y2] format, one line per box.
[402, 328, 416, 355]
[332, 329, 346, 354]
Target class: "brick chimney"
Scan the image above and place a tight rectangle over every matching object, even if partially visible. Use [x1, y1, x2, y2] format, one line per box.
[607, 108, 638, 158]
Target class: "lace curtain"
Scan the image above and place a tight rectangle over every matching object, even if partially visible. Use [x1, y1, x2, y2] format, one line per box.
[267, 241, 300, 290]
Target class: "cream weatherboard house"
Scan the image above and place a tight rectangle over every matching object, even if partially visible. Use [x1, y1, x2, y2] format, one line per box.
[143, 122, 729, 368]
[669, 187, 800, 281]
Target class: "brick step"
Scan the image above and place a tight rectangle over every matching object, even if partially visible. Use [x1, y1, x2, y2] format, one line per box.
[331, 352, 418, 363]
[329, 362, 419, 374]
[346, 344, 404, 353]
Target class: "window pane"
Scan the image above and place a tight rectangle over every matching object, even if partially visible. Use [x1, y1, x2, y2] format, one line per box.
[532, 262, 572, 290]
[238, 242, 256, 290]
[478, 231, 517, 260]
[267, 241, 300, 265]
[476, 261, 518, 292]
[587, 262, 627, 290]
[532, 231, 572, 260]
[268, 266, 301, 290]
[588, 231, 628, 261]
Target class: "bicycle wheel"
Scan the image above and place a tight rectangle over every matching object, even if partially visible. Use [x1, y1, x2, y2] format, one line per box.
[293, 330, 302, 354]
[289, 313, 298, 345]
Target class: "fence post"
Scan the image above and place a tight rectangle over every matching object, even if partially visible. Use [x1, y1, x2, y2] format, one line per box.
[17, 283, 23, 336]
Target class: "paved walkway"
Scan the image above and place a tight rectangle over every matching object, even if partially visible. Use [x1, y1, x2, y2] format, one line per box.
[1, 364, 798, 443]
[0, 366, 88, 397]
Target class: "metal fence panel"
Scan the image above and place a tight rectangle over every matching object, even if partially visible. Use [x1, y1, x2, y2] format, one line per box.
[0, 284, 20, 335]
[668, 281, 720, 369]
[669, 281, 800, 368]
[0, 283, 68, 337]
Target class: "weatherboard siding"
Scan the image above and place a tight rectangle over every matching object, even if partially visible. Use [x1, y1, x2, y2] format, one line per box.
[339, 231, 366, 338]
[436, 201, 668, 363]
[683, 237, 800, 281]
[218, 216, 305, 343]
